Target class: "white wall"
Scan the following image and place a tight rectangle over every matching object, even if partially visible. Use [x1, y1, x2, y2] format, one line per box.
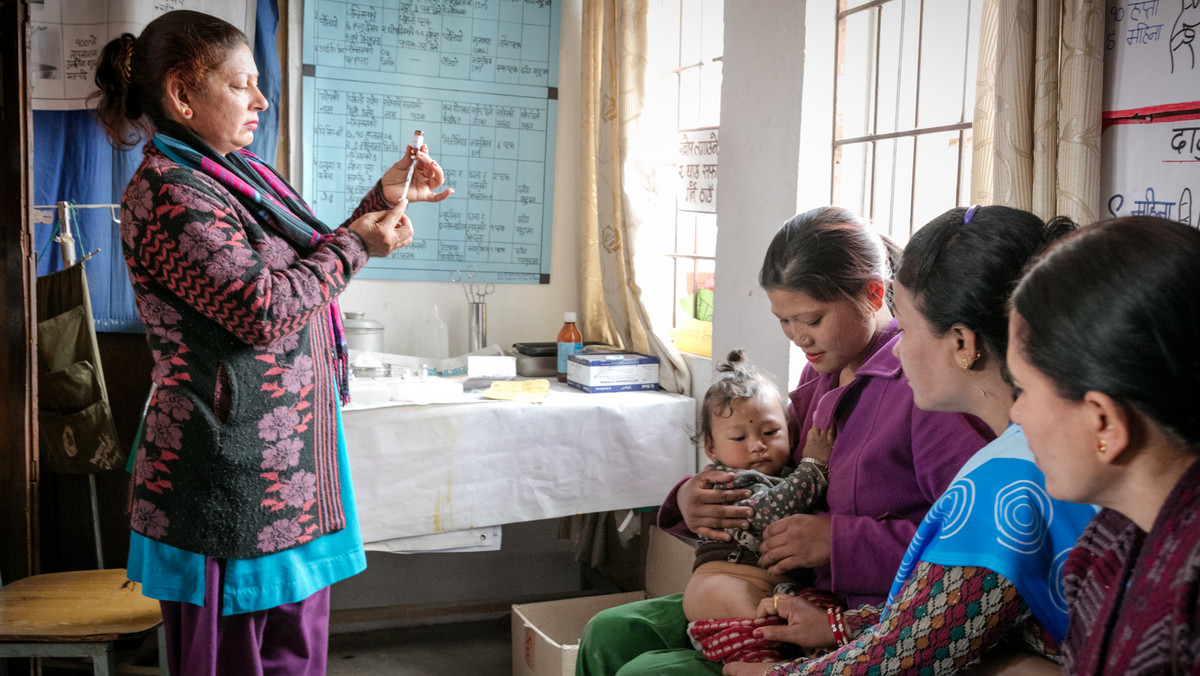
[336, 2, 583, 357]
[711, 1, 809, 393]
[712, 0, 838, 392]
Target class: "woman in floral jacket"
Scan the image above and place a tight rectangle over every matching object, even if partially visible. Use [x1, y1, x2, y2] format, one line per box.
[91, 10, 450, 675]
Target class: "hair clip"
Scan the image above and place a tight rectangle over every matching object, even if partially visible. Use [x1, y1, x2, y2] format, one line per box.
[121, 43, 134, 82]
[964, 205, 980, 224]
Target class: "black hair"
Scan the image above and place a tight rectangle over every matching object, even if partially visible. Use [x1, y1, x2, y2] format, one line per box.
[896, 205, 1075, 382]
[692, 350, 790, 448]
[1011, 216, 1200, 448]
[90, 10, 248, 149]
[759, 206, 903, 313]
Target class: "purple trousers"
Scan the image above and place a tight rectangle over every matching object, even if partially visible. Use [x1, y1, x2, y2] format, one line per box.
[159, 558, 330, 676]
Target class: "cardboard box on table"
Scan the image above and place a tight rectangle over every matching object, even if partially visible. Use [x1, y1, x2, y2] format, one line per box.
[566, 352, 660, 392]
[511, 525, 695, 676]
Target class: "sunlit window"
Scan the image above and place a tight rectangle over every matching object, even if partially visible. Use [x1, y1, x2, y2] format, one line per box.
[833, 0, 981, 245]
[647, 0, 723, 340]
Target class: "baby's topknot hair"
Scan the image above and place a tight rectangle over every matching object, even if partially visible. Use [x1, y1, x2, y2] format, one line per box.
[692, 349, 790, 447]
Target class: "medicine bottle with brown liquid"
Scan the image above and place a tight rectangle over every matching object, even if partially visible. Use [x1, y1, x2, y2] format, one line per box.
[556, 312, 582, 382]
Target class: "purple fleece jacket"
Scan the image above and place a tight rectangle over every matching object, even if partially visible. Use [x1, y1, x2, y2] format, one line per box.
[660, 321, 992, 608]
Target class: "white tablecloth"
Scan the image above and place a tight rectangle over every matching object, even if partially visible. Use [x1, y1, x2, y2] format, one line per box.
[342, 381, 697, 546]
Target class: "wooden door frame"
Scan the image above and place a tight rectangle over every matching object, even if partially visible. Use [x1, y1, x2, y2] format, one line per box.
[0, 0, 38, 583]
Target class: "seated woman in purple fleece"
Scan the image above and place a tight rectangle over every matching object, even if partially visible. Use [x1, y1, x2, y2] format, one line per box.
[576, 207, 992, 676]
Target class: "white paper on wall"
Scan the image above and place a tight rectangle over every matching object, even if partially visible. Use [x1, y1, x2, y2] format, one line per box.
[1103, 0, 1200, 114]
[677, 128, 718, 214]
[30, 0, 255, 110]
[1101, 115, 1200, 227]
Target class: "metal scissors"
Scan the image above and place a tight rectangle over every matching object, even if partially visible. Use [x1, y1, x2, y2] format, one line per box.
[451, 266, 479, 303]
[469, 281, 495, 302]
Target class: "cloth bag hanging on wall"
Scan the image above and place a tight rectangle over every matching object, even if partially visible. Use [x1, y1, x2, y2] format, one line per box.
[35, 262, 124, 473]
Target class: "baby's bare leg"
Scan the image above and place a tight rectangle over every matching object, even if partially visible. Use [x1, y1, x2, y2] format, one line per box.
[683, 561, 778, 621]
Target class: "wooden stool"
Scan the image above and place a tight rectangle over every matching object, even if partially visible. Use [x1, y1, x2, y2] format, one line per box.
[0, 569, 165, 676]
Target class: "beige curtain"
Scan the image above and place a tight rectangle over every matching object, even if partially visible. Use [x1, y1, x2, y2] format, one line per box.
[971, 0, 1105, 225]
[579, 0, 689, 395]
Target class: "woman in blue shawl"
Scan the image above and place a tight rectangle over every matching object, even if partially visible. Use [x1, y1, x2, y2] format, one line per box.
[726, 206, 1098, 676]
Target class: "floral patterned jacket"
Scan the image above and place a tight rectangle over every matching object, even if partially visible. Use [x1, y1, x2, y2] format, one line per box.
[121, 143, 379, 559]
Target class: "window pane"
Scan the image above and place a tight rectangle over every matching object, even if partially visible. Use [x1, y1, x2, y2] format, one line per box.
[660, 71, 681, 121]
[875, 0, 921, 134]
[650, 0, 682, 71]
[676, 211, 697, 254]
[649, 0, 720, 330]
[911, 131, 963, 234]
[871, 136, 916, 245]
[957, 128, 973, 207]
[699, 60, 722, 127]
[837, 8, 878, 139]
[675, 256, 716, 323]
[701, 0, 724, 61]
[695, 257, 716, 322]
[963, 0, 981, 121]
[680, 3, 702, 66]
[672, 257, 685, 324]
[834, 141, 873, 216]
[696, 212, 717, 254]
[679, 66, 701, 128]
[676, 259, 710, 321]
[917, 0, 974, 126]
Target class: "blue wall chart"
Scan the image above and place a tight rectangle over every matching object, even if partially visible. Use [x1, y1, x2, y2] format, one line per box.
[301, 0, 560, 283]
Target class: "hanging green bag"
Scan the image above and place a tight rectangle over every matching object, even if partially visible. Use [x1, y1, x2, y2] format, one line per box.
[35, 263, 124, 473]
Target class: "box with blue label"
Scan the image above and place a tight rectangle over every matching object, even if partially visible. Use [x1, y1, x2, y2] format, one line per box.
[566, 353, 659, 392]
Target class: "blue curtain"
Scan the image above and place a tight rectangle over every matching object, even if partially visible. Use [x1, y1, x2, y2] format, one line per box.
[33, 0, 281, 333]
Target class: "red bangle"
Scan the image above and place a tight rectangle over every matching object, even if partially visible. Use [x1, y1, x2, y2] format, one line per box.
[827, 606, 849, 647]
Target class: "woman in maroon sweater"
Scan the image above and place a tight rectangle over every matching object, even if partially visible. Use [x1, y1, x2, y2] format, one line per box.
[1008, 215, 1200, 674]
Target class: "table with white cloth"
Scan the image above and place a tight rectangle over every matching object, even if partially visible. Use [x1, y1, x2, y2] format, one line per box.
[341, 381, 697, 551]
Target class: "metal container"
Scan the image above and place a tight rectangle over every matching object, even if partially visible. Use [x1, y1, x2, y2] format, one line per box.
[468, 302, 486, 351]
[342, 311, 384, 353]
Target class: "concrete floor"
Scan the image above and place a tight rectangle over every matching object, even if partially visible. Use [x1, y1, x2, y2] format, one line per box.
[327, 617, 512, 675]
[29, 617, 513, 676]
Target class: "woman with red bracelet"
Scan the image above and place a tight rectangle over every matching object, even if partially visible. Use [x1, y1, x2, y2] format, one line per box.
[725, 206, 1098, 676]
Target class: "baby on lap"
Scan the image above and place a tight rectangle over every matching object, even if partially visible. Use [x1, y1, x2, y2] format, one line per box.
[683, 350, 835, 664]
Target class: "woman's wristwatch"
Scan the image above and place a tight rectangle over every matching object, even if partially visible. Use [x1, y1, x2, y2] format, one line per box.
[799, 456, 829, 475]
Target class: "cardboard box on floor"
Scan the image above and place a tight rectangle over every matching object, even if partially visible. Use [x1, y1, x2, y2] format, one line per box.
[512, 524, 694, 676]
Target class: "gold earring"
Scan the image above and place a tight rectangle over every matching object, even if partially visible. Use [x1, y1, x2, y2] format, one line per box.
[182, 107, 193, 118]
[962, 350, 982, 370]
[1098, 439, 1107, 453]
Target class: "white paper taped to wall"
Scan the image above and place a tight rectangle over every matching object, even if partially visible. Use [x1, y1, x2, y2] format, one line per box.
[1104, 0, 1200, 113]
[30, 0, 255, 110]
[1102, 116, 1200, 227]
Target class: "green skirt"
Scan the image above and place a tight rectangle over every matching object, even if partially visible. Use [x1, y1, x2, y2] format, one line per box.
[576, 594, 723, 676]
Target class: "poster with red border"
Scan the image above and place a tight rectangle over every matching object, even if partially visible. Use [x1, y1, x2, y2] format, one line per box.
[1102, 113, 1200, 227]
